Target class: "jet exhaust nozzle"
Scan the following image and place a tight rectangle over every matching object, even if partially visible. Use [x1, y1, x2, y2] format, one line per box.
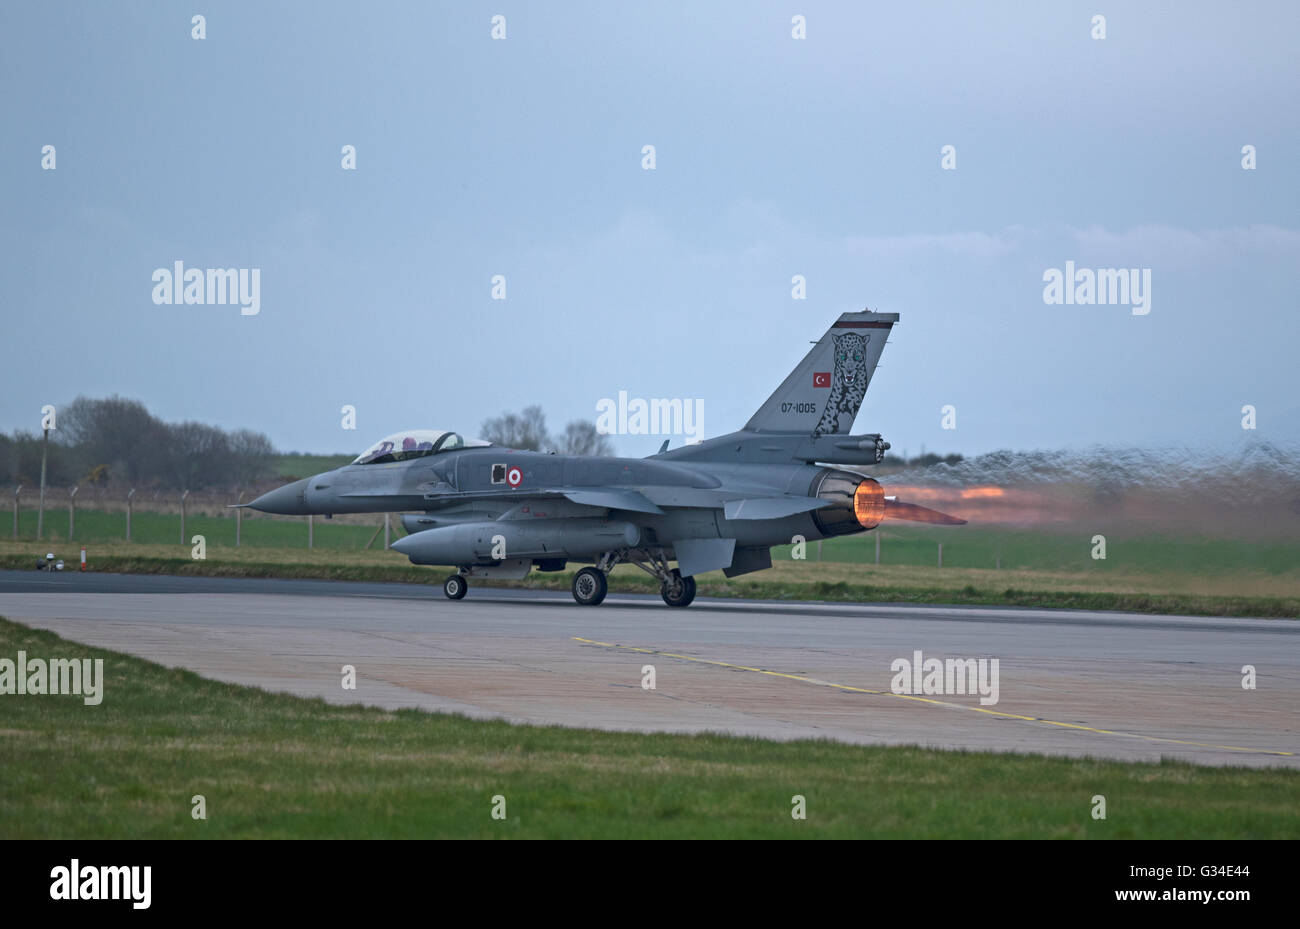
[810, 468, 965, 534]
[810, 469, 884, 536]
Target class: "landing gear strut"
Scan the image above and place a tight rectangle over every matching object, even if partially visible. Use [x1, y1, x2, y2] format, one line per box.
[585, 548, 698, 608]
[443, 573, 468, 600]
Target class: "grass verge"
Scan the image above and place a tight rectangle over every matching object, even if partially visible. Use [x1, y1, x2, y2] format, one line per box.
[1, 548, 1295, 619]
[1, 616, 1296, 838]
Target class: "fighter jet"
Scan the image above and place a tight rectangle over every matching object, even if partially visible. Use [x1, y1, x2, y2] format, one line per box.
[247, 310, 964, 607]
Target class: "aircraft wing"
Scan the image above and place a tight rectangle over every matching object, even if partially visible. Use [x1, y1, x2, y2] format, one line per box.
[414, 485, 822, 520]
[561, 488, 664, 514]
[415, 486, 665, 515]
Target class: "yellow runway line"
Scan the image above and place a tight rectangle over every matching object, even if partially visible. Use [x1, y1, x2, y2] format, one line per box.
[573, 637, 1294, 758]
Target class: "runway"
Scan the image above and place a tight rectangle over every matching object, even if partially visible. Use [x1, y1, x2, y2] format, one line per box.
[0, 570, 1296, 768]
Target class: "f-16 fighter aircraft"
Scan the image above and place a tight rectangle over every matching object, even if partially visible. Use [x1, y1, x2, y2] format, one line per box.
[247, 310, 964, 607]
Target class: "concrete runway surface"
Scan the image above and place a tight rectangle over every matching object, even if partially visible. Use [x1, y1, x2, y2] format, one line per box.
[0, 571, 1296, 767]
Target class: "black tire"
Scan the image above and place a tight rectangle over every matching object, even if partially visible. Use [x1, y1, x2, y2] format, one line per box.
[660, 569, 696, 607]
[443, 573, 468, 600]
[572, 567, 608, 606]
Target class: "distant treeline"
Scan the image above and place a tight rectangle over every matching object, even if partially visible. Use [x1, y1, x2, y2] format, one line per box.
[480, 405, 613, 456]
[2, 395, 959, 491]
[1, 396, 276, 491]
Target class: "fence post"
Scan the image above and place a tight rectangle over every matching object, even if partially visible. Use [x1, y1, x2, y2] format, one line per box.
[126, 488, 135, 542]
[308, 514, 314, 549]
[12, 485, 20, 540]
[69, 485, 78, 539]
[875, 532, 881, 565]
[37, 428, 49, 541]
[235, 491, 244, 547]
[180, 490, 189, 545]
[938, 542, 943, 569]
[384, 513, 390, 550]
[816, 539, 822, 562]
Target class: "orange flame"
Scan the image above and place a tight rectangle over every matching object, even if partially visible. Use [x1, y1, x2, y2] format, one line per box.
[960, 486, 1005, 499]
[853, 479, 886, 528]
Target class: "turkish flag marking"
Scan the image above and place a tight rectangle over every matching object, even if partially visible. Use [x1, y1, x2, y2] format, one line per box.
[813, 372, 831, 388]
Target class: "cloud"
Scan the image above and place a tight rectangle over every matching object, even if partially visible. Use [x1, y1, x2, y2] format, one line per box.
[844, 227, 1030, 260]
[1066, 224, 1300, 268]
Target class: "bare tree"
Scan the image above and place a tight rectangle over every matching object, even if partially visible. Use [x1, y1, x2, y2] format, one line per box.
[481, 405, 552, 451]
[3, 429, 79, 486]
[58, 395, 167, 485]
[22, 395, 278, 490]
[560, 420, 613, 456]
[0, 433, 14, 483]
[164, 421, 231, 489]
[228, 429, 276, 487]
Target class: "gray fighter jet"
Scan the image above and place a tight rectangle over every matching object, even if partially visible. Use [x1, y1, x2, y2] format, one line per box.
[247, 310, 964, 606]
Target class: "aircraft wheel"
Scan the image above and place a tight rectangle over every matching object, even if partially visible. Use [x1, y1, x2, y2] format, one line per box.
[443, 574, 468, 600]
[660, 569, 696, 608]
[572, 567, 608, 606]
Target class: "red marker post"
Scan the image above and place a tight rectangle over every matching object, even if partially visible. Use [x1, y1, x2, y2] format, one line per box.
[80, 546, 86, 572]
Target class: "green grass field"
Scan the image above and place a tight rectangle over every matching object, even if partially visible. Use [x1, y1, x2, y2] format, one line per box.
[12, 504, 1300, 576]
[11, 505, 377, 550]
[271, 453, 354, 479]
[1, 617, 1296, 839]
[776, 525, 1300, 576]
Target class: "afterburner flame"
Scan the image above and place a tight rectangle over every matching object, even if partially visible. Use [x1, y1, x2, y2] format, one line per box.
[853, 478, 886, 529]
[882, 483, 1068, 526]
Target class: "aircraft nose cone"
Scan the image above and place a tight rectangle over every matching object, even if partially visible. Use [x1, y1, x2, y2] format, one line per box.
[389, 534, 415, 555]
[248, 478, 310, 515]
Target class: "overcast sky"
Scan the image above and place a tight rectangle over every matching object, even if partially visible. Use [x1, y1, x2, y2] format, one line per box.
[2, 1, 1296, 458]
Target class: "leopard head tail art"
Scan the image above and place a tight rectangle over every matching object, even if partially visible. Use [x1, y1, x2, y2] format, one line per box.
[811, 332, 870, 437]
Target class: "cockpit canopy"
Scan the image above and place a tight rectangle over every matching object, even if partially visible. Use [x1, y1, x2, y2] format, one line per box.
[351, 430, 491, 465]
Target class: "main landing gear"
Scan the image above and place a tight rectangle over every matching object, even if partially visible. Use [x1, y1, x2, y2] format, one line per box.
[659, 568, 696, 608]
[570, 549, 697, 608]
[571, 567, 608, 606]
[444, 550, 697, 608]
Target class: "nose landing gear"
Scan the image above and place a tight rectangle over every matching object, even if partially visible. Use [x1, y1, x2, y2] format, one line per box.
[443, 573, 468, 600]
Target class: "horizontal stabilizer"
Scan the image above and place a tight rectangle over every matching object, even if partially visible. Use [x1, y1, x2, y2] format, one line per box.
[723, 496, 829, 520]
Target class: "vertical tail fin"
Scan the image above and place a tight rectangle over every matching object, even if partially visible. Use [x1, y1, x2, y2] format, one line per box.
[744, 310, 898, 436]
